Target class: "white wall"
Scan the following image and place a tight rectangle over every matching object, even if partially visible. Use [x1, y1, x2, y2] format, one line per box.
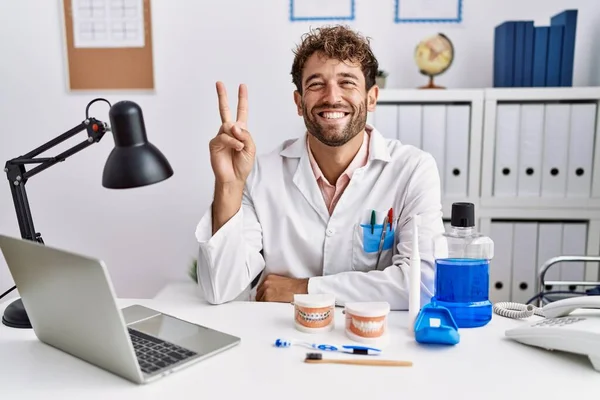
[1, 0, 599, 299]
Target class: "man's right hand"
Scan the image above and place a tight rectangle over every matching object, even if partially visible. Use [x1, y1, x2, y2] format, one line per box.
[209, 81, 256, 185]
[209, 82, 256, 234]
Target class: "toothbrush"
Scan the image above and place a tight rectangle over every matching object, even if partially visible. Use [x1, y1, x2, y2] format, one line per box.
[408, 214, 421, 335]
[274, 338, 381, 355]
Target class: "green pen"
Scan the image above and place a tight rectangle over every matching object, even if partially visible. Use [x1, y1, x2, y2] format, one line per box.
[370, 210, 376, 234]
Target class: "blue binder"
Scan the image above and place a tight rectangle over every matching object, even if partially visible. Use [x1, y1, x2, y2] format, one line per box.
[522, 22, 535, 86]
[513, 21, 534, 87]
[532, 27, 549, 87]
[551, 10, 578, 87]
[494, 21, 516, 87]
[546, 25, 564, 87]
[513, 22, 526, 87]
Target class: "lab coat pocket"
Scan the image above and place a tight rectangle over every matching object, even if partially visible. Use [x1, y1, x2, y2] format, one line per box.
[352, 223, 395, 272]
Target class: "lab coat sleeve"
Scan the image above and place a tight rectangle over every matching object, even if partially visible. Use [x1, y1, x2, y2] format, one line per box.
[194, 182, 265, 305]
[307, 153, 444, 310]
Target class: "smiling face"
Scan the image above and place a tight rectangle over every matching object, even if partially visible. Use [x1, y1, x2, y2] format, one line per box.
[294, 52, 378, 147]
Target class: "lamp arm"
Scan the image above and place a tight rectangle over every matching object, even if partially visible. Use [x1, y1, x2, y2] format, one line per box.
[4, 118, 109, 242]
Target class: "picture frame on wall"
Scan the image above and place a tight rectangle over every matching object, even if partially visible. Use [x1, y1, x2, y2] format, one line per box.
[395, 0, 463, 24]
[289, 0, 355, 22]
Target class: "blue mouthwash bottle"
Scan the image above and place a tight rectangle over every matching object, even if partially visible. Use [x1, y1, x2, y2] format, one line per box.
[432, 203, 494, 328]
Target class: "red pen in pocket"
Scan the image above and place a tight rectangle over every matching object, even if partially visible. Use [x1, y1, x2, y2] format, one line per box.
[387, 208, 393, 231]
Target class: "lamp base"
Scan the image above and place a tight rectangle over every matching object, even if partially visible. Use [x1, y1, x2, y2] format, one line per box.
[2, 298, 32, 329]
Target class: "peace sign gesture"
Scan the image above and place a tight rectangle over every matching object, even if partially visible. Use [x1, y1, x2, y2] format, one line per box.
[209, 81, 256, 186]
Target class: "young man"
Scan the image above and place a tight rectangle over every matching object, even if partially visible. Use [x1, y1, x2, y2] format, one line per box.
[195, 25, 444, 309]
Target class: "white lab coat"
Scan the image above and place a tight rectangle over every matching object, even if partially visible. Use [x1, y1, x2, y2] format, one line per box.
[194, 125, 445, 310]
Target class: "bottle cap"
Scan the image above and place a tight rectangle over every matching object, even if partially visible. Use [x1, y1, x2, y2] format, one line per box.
[451, 202, 475, 227]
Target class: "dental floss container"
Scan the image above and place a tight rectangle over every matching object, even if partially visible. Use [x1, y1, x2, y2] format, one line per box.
[293, 294, 335, 333]
[344, 302, 390, 344]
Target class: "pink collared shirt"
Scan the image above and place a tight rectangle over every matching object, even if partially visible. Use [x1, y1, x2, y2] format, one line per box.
[307, 130, 370, 215]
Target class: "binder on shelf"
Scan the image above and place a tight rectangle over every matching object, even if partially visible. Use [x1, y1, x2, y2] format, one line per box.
[493, 104, 520, 197]
[536, 223, 563, 292]
[517, 104, 544, 197]
[397, 105, 423, 148]
[372, 104, 398, 139]
[513, 21, 534, 87]
[545, 25, 565, 87]
[566, 103, 596, 198]
[532, 26, 549, 87]
[540, 104, 570, 197]
[421, 105, 447, 192]
[560, 223, 587, 293]
[551, 10, 578, 87]
[490, 222, 514, 304]
[444, 105, 470, 198]
[522, 22, 535, 87]
[494, 21, 516, 87]
[511, 223, 538, 304]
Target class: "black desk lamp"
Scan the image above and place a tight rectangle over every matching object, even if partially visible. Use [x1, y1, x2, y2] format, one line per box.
[1, 98, 173, 329]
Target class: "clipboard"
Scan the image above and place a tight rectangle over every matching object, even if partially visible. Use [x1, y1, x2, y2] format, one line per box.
[61, 0, 154, 90]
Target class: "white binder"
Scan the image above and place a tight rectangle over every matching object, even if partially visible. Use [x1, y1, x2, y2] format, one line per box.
[493, 104, 520, 197]
[517, 104, 544, 197]
[541, 104, 570, 197]
[511, 223, 538, 304]
[566, 103, 596, 198]
[421, 105, 447, 192]
[444, 105, 470, 198]
[490, 222, 514, 303]
[537, 223, 563, 293]
[560, 223, 587, 293]
[372, 104, 398, 139]
[397, 105, 423, 148]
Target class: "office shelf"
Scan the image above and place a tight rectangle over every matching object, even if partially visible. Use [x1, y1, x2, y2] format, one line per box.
[375, 87, 600, 303]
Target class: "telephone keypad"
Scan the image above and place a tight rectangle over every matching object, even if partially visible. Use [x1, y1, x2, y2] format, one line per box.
[532, 317, 586, 327]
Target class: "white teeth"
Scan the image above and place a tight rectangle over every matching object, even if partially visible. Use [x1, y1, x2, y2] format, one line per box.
[322, 112, 346, 119]
[299, 310, 331, 321]
[352, 318, 383, 333]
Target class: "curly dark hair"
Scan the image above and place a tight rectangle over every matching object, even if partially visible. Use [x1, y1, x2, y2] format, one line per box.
[291, 25, 379, 94]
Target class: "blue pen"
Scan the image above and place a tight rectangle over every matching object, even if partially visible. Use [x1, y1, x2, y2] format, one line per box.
[274, 338, 381, 355]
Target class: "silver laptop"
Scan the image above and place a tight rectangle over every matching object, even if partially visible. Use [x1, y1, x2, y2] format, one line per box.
[0, 234, 240, 384]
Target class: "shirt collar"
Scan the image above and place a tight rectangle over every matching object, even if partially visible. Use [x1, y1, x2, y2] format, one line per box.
[280, 123, 391, 163]
[306, 129, 370, 183]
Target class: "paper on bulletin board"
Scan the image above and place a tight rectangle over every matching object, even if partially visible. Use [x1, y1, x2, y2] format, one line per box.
[397, 0, 461, 21]
[291, 0, 354, 20]
[71, 0, 145, 48]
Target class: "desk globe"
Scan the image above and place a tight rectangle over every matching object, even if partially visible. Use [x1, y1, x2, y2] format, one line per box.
[414, 33, 454, 89]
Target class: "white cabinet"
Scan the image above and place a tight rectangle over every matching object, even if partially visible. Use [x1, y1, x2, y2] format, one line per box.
[376, 87, 600, 302]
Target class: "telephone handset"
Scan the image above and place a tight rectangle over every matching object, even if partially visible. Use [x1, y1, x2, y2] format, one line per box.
[501, 296, 600, 372]
[541, 295, 600, 318]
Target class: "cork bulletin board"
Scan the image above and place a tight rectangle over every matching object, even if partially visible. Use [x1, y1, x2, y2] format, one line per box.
[62, 0, 154, 90]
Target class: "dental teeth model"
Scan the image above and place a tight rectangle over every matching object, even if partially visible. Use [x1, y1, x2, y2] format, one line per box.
[344, 302, 390, 344]
[293, 294, 336, 333]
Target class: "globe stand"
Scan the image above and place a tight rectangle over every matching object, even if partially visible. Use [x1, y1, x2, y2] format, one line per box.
[419, 75, 445, 90]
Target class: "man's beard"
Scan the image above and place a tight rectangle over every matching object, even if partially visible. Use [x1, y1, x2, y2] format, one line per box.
[302, 100, 367, 147]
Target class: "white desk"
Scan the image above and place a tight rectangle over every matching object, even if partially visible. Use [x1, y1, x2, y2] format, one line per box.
[1, 291, 599, 399]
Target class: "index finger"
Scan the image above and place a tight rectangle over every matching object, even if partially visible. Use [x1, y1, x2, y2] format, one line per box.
[216, 81, 232, 123]
[236, 84, 248, 124]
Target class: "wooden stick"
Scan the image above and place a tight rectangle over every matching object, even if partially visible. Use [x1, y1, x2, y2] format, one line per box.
[305, 359, 413, 367]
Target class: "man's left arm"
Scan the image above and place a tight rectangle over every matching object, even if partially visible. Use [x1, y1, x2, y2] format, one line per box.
[307, 153, 445, 310]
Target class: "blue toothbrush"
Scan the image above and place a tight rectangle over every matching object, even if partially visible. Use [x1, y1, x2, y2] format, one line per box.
[274, 338, 381, 355]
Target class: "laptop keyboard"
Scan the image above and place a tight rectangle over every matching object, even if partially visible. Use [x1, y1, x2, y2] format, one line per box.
[128, 328, 198, 374]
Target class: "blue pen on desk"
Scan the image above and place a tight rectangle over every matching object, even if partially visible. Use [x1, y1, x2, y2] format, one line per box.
[275, 338, 381, 355]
